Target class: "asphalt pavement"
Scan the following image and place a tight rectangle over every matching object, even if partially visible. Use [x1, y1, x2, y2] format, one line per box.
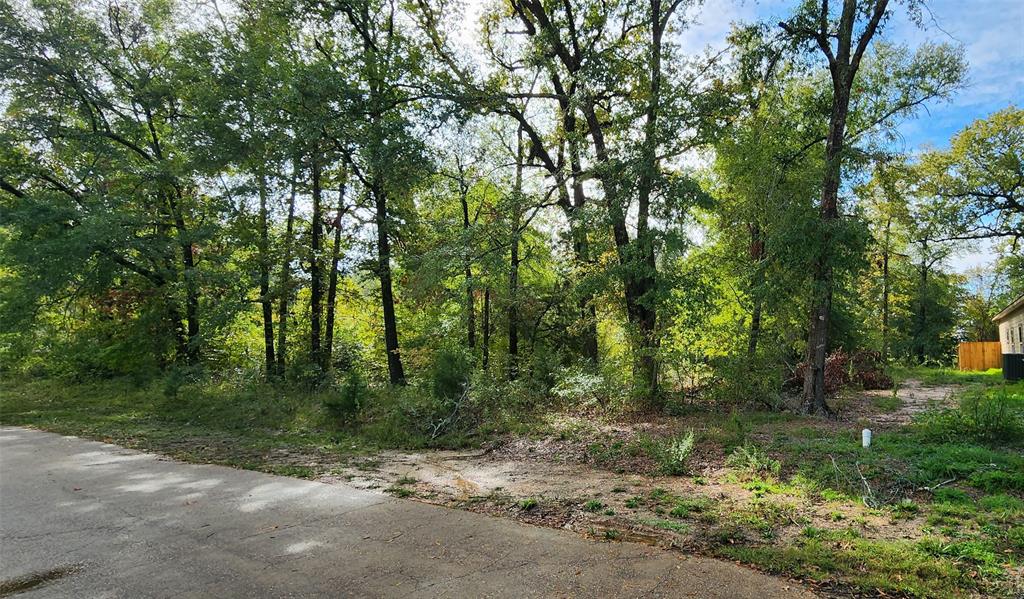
[0, 426, 814, 598]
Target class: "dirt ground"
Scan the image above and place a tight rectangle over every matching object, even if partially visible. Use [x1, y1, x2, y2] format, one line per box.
[318, 380, 961, 560]
[837, 379, 958, 428]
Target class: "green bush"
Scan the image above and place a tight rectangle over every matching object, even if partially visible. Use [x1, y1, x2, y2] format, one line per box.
[323, 369, 366, 424]
[551, 364, 612, 409]
[429, 347, 471, 400]
[359, 383, 474, 448]
[708, 354, 785, 410]
[161, 364, 203, 398]
[465, 372, 544, 433]
[726, 443, 782, 478]
[1008, 526, 1024, 551]
[915, 387, 1024, 446]
[931, 487, 971, 504]
[969, 470, 1024, 493]
[652, 430, 696, 475]
[286, 360, 330, 391]
[329, 339, 363, 372]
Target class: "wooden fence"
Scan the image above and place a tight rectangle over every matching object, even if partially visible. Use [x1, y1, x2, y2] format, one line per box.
[958, 341, 1002, 371]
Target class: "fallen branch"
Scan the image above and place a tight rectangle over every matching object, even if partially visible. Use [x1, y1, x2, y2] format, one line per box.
[855, 462, 877, 508]
[918, 477, 957, 493]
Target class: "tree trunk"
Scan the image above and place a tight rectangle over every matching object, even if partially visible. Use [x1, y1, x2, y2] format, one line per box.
[563, 106, 598, 365]
[747, 224, 766, 360]
[325, 167, 346, 368]
[802, 85, 850, 415]
[507, 128, 524, 381]
[482, 286, 491, 371]
[168, 190, 200, 363]
[276, 164, 298, 375]
[881, 217, 891, 361]
[628, 0, 666, 403]
[799, 0, 889, 414]
[375, 181, 406, 385]
[508, 222, 520, 381]
[309, 158, 324, 370]
[168, 302, 187, 363]
[257, 173, 276, 377]
[460, 182, 476, 350]
[569, 219, 599, 364]
[916, 244, 929, 363]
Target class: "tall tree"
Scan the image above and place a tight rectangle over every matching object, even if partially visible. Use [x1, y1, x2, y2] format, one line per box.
[858, 160, 913, 361]
[919, 107, 1024, 243]
[325, 169, 349, 366]
[507, 127, 524, 381]
[779, 0, 964, 413]
[0, 0, 210, 365]
[318, 0, 431, 385]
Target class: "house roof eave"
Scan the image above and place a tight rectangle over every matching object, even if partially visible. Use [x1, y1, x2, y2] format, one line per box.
[994, 292, 1024, 323]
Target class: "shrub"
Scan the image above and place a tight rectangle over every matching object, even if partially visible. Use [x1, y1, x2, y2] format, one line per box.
[465, 372, 543, 432]
[787, 349, 893, 395]
[652, 430, 696, 475]
[330, 339, 363, 372]
[1008, 526, 1024, 551]
[850, 350, 893, 390]
[360, 385, 468, 448]
[323, 369, 366, 424]
[726, 443, 781, 478]
[969, 470, 1024, 493]
[287, 360, 329, 390]
[709, 355, 785, 410]
[931, 487, 971, 504]
[429, 347, 471, 400]
[161, 364, 203, 398]
[551, 365, 610, 409]
[790, 349, 850, 396]
[915, 387, 1024, 446]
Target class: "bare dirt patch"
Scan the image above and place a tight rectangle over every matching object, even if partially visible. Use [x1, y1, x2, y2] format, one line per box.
[839, 379, 958, 428]
[319, 381, 948, 564]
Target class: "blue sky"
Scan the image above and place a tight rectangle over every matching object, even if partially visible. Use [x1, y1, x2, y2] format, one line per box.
[681, 0, 1024, 271]
[678, 0, 1024, 151]
[461, 0, 1024, 150]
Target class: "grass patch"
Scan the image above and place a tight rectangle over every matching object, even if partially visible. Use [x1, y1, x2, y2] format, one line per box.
[650, 429, 696, 475]
[668, 496, 716, 518]
[891, 366, 1004, 387]
[0, 376, 438, 477]
[721, 529, 993, 598]
[385, 486, 415, 498]
[518, 497, 539, 511]
[914, 385, 1024, 446]
[726, 443, 781, 478]
[5, 370, 1022, 598]
[872, 391, 901, 412]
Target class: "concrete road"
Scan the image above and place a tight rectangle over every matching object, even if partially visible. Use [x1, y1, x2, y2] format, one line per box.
[0, 427, 814, 598]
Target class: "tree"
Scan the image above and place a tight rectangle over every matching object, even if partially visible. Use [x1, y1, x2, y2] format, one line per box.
[858, 159, 913, 361]
[919, 106, 1024, 243]
[905, 198, 957, 363]
[316, 0, 432, 385]
[703, 56, 826, 404]
[960, 265, 1006, 343]
[779, 0, 964, 413]
[475, 0, 729, 403]
[1, 0, 211, 365]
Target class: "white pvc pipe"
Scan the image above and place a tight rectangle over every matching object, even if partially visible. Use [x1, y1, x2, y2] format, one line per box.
[862, 428, 872, 449]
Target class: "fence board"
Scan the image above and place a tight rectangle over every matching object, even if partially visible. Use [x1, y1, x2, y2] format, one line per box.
[958, 341, 1002, 371]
